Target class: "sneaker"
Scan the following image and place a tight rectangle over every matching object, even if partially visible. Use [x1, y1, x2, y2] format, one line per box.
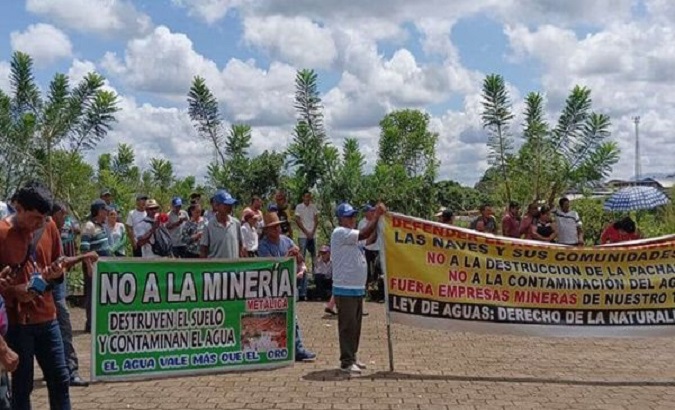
[355, 361, 367, 370]
[324, 306, 337, 315]
[340, 364, 362, 374]
[295, 351, 317, 362]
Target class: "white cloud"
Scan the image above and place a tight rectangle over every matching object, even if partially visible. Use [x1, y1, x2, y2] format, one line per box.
[0, 61, 10, 94]
[26, 0, 152, 37]
[243, 15, 337, 69]
[172, 0, 244, 24]
[102, 26, 297, 127]
[505, 20, 675, 180]
[101, 26, 221, 95]
[67, 59, 97, 85]
[90, 95, 211, 179]
[10, 24, 72, 67]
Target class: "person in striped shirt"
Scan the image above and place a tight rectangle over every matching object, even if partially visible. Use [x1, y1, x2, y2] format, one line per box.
[80, 199, 112, 333]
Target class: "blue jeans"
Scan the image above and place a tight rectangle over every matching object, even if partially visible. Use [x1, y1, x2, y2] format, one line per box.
[295, 316, 309, 356]
[55, 298, 79, 378]
[297, 238, 316, 298]
[7, 321, 71, 410]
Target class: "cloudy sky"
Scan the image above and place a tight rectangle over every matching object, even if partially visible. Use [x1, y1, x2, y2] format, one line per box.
[0, 0, 672, 186]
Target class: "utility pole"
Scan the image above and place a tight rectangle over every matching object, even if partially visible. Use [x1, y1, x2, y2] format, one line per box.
[633, 116, 641, 181]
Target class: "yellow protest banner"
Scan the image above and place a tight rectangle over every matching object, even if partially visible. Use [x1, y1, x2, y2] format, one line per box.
[380, 213, 675, 337]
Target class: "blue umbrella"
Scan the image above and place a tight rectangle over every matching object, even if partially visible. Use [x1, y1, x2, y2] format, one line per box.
[603, 186, 670, 212]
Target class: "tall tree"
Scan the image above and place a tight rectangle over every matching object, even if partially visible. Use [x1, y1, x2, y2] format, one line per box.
[481, 74, 515, 203]
[0, 51, 118, 197]
[375, 109, 439, 217]
[477, 80, 619, 207]
[521, 92, 549, 201]
[187, 76, 226, 166]
[546, 86, 618, 204]
[287, 69, 330, 190]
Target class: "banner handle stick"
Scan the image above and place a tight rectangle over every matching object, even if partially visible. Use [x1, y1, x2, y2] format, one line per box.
[378, 216, 395, 372]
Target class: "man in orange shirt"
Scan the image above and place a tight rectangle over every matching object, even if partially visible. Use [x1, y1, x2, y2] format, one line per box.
[0, 182, 97, 410]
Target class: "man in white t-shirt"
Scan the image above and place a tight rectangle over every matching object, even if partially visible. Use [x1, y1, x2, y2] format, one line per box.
[125, 194, 148, 257]
[331, 201, 385, 374]
[295, 191, 319, 300]
[553, 197, 584, 246]
[136, 199, 161, 259]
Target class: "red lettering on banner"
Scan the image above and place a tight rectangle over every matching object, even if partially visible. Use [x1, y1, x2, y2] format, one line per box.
[390, 278, 434, 296]
[514, 291, 577, 305]
[246, 298, 289, 311]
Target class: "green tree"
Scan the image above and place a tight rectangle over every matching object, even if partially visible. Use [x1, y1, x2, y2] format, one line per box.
[287, 69, 331, 191]
[0, 51, 118, 197]
[481, 74, 514, 203]
[187, 76, 226, 166]
[373, 109, 439, 217]
[150, 158, 175, 194]
[478, 77, 620, 208]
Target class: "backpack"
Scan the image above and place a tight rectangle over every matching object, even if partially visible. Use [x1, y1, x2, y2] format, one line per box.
[146, 221, 174, 257]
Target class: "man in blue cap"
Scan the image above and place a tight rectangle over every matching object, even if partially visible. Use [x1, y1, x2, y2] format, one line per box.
[200, 190, 245, 259]
[166, 197, 188, 258]
[331, 201, 385, 374]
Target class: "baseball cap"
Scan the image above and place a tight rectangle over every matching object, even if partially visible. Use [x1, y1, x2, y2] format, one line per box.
[172, 197, 183, 207]
[336, 203, 358, 218]
[267, 203, 279, 212]
[90, 199, 111, 216]
[100, 188, 112, 197]
[319, 245, 330, 253]
[362, 203, 375, 212]
[136, 194, 148, 201]
[213, 190, 237, 205]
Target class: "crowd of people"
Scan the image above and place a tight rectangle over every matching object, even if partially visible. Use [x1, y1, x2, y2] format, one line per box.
[0, 180, 646, 409]
[438, 197, 640, 245]
[0, 182, 389, 409]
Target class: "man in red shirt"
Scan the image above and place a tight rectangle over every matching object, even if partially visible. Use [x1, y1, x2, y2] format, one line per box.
[0, 182, 97, 410]
[501, 202, 521, 238]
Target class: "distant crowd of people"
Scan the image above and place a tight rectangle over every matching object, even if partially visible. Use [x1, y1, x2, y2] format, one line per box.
[436, 197, 640, 245]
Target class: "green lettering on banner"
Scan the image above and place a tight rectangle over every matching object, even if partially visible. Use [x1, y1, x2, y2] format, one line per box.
[92, 258, 296, 381]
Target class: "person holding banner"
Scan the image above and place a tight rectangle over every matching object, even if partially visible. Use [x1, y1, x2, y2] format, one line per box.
[258, 212, 317, 362]
[331, 202, 385, 374]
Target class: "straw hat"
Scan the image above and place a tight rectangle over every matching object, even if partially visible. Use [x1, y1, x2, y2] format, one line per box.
[145, 199, 160, 210]
[263, 212, 283, 228]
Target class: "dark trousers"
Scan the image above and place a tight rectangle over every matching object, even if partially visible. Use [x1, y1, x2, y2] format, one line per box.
[314, 275, 332, 301]
[334, 296, 363, 368]
[172, 246, 188, 258]
[84, 273, 92, 332]
[0, 373, 10, 410]
[133, 246, 142, 257]
[55, 298, 78, 378]
[247, 251, 258, 257]
[365, 250, 379, 285]
[7, 321, 71, 410]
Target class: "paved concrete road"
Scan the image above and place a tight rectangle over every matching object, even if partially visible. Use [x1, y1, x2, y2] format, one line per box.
[31, 303, 675, 409]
